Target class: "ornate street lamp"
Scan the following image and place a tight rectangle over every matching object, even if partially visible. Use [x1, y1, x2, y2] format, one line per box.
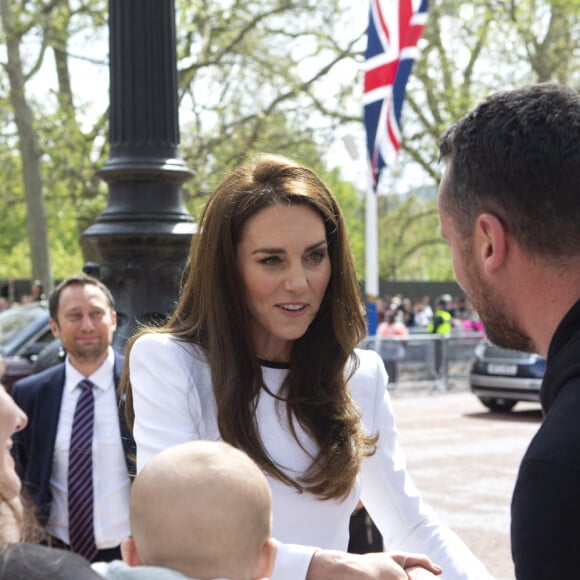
[83, 0, 195, 349]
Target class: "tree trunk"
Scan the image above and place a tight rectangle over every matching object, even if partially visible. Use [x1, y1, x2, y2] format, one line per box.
[0, 0, 53, 292]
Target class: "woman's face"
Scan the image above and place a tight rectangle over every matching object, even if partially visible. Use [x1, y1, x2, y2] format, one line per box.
[0, 385, 27, 501]
[236, 203, 331, 362]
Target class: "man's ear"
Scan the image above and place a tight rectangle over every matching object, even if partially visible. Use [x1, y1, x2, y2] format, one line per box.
[49, 318, 60, 339]
[121, 536, 143, 567]
[252, 538, 276, 579]
[475, 213, 508, 274]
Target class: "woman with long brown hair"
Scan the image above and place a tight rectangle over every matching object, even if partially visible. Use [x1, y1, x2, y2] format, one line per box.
[124, 154, 491, 579]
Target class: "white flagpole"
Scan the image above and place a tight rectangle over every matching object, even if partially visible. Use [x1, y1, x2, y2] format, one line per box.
[365, 173, 379, 298]
[364, 169, 380, 337]
[343, 133, 380, 301]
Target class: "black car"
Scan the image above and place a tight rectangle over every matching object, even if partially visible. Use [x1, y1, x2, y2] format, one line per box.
[469, 339, 545, 412]
[0, 303, 60, 392]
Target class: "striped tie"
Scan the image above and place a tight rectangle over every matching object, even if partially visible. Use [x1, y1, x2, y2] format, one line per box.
[68, 378, 98, 562]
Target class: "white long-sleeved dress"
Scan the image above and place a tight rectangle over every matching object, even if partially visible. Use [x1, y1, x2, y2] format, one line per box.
[129, 333, 492, 580]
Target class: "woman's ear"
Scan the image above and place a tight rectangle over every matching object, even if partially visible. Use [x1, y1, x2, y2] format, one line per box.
[475, 213, 508, 274]
[253, 537, 276, 579]
[121, 536, 143, 567]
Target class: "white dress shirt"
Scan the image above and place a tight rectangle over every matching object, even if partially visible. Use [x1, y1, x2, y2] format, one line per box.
[47, 348, 131, 548]
[129, 335, 493, 580]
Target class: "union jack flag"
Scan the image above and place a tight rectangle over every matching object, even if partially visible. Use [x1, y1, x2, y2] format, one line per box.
[364, 0, 429, 191]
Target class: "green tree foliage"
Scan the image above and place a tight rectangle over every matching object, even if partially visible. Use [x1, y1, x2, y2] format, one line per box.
[0, 0, 109, 286]
[378, 190, 453, 281]
[0, 0, 578, 286]
[175, 0, 364, 197]
[1, 0, 53, 289]
[0, 0, 365, 281]
[382, 0, 580, 281]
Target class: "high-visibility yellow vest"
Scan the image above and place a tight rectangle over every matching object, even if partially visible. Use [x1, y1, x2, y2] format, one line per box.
[427, 309, 452, 334]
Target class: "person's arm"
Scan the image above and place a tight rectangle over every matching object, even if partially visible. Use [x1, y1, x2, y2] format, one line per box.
[272, 540, 441, 580]
[511, 458, 579, 579]
[270, 541, 317, 580]
[130, 339, 314, 580]
[305, 550, 441, 579]
[129, 334, 203, 471]
[354, 350, 492, 579]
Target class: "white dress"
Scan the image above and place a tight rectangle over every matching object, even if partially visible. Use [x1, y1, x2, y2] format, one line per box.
[129, 334, 492, 580]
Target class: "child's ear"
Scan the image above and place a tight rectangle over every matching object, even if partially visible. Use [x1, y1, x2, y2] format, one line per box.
[121, 536, 144, 567]
[253, 538, 276, 579]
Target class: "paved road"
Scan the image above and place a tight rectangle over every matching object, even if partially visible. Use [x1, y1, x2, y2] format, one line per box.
[389, 387, 543, 580]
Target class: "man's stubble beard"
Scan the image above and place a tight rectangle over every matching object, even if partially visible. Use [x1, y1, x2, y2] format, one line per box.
[69, 339, 109, 364]
[467, 259, 535, 353]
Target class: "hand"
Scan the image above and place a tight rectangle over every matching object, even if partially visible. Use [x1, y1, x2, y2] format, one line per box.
[306, 549, 442, 579]
[406, 567, 443, 580]
[389, 551, 443, 576]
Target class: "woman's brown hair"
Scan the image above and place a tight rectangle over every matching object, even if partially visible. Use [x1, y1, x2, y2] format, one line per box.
[122, 154, 376, 500]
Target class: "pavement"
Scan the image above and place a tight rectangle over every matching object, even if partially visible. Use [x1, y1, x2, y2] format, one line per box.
[389, 385, 543, 580]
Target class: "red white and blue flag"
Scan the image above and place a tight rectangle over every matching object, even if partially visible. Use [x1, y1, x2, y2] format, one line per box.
[363, 0, 429, 191]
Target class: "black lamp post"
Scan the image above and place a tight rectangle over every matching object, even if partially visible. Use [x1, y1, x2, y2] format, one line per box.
[83, 0, 195, 349]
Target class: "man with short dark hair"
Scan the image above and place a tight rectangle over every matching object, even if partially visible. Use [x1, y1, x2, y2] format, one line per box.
[437, 83, 580, 579]
[12, 274, 135, 563]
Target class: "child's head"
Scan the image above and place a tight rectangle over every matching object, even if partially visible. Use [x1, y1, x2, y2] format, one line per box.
[122, 440, 275, 580]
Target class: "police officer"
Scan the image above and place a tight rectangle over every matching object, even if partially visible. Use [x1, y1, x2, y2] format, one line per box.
[428, 295, 453, 379]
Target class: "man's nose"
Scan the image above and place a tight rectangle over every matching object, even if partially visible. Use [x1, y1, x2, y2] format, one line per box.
[80, 314, 96, 329]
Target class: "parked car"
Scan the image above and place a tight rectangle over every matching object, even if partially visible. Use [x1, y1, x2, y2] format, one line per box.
[0, 303, 60, 392]
[469, 339, 545, 412]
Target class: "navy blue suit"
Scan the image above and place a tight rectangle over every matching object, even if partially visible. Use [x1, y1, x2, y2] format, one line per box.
[11, 352, 135, 526]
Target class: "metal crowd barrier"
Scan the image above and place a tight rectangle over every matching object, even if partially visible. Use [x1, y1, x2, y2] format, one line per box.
[360, 331, 486, 391]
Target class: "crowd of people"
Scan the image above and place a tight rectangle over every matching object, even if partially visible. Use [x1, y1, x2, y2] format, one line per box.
[1, 82, 579, 580]
[372, 293, 484, 337]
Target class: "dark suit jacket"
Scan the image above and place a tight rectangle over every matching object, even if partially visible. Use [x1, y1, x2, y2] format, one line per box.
[11, 352, 136, 526]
